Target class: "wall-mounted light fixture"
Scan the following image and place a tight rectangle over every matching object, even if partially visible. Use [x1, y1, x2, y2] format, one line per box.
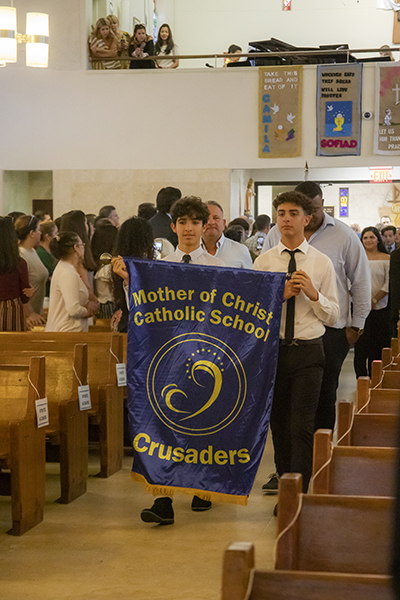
[0, 6, 49, 67]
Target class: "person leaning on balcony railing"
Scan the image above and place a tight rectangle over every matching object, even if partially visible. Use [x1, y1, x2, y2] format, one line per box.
[154, 23, 179, 69]
[88, 18, 121, 70]
[128, 24, 155, 70]
[106, 14, 130, 69]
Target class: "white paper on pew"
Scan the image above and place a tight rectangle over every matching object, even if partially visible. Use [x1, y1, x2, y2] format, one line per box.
[35, 398, 49, 428]
[116, 363, 127, 387]
[78, 385, 92, 410]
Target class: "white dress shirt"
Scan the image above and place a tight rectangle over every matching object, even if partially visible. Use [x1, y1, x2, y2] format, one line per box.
[254, 239, 340, 340]
[262, 213, 370, 329]
[202, 234, 253, 269]
[163, 245, 224, 266]
[46, 261, 89, 332]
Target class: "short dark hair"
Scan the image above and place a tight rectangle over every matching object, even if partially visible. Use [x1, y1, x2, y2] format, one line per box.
[295, 181, 322, 199]
[252, 214, 271, 235]
[273, 191, 315, 215]
[224, 226, 244, 243]
[381, 225, 396, 235]
[99, 205, 116, 219]
[228, 217, 250, 232]
[138, 202, 157, 220]
[171, 196, 210, 225]
[156, 187, 182, 213]
[228, 44, 242, 54]
[35, 209, 51, 221]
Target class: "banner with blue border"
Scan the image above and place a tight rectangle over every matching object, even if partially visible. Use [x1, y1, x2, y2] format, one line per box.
[126, 259, 285, 505]
[316, 63, 363, 156]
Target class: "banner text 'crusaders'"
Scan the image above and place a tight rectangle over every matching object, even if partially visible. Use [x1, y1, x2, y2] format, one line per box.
[126, 259, 285, 505]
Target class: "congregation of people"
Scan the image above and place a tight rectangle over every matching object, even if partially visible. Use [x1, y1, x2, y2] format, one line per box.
[1, 182, 400, 522]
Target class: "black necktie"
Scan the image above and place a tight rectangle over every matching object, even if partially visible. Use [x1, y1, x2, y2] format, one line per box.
[284, 249, 300, 344]
[181, 254, 191, 263]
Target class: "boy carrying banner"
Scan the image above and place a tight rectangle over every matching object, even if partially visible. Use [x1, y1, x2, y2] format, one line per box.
[254, 191, 339, 503]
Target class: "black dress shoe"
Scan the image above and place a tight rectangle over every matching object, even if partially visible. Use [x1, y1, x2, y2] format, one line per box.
[273, 503, 278, 517]
[191, 495, 212, 511]
[141, 497, 174, 525]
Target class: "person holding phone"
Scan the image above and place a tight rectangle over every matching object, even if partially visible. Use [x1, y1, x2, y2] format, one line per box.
[245, 214, 271, 260]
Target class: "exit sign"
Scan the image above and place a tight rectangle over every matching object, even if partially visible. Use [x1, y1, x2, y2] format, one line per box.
[369, 167, 393, 183]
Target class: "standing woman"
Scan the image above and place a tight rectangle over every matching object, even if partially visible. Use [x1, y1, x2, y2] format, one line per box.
[0, 217, 33, 331]
[60, 210, 97, 297]
[15, 214, 48, 325]
[106, 14, 129, 68]
[354, 226, 391, 377]
[46, 232, 98, 332]
[128, 24, 155, 69]
[154, 24, 179, 69]
[111, 217, 155, 332]
[89, 17, 120, 70]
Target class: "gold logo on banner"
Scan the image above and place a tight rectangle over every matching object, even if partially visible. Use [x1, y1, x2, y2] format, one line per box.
[147, 333, 247, 436]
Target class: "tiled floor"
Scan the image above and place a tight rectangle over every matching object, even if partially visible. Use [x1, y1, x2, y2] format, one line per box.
[0, 354, 357, 600]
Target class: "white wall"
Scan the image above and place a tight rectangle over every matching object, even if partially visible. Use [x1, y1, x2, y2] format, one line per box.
[1, 63, 397, 172]
[175, 0, 396, 60]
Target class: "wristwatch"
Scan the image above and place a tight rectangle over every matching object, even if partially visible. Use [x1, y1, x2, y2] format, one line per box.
[350, 326, 364, 335]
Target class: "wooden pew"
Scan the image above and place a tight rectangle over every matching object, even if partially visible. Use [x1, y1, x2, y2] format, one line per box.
[0, 345, 88, 504]
[89, 318, 112, 332]
[222, 542, 393, 600]
[337, 400, 399, 448]
[0, 356, 46, 535]
[0, 332, 124, 477]
[357, 376, 400, 415]
[312, 429, 396, 496]
[276, 473, 393, 574]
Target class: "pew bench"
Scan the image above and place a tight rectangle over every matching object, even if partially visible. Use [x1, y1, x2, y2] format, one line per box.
[357, 376, 400, 414]
[221, 542, 393, 600]
[337, 400, 399, 448]
[0, 345, 88, 504]
[0, 332, 124, 477]
[312, 429, 396, 496]
[0, 357, 46, 535]
[276, 474, 393, 575]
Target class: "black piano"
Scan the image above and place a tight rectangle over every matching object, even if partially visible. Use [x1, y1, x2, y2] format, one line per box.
[227, 38, 390, 67]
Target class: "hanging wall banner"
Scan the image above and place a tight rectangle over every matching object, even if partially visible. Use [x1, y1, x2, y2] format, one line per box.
[125, 258, 285, 505]
[375, 64, 400, 155]
[259, 65, 303, 158]
[316, 63, 363, 156]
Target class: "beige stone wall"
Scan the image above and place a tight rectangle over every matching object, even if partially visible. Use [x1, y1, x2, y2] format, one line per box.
[53, 169, 232, 222]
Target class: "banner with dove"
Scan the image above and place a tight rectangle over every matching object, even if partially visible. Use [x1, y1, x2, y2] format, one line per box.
[125, 258, 285, 505]
[374, 64, 400, 155]
[316, 64, 363, 156]
[259, 65, 303, 158]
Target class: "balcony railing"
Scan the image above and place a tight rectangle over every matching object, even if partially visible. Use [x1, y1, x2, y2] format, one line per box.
[89, 46, 399, 68]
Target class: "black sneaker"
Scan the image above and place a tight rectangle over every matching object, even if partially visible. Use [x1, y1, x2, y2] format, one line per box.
[262, 473, 279, 494]
[191, 495, 212, 511]
[141, 497, 174, 525]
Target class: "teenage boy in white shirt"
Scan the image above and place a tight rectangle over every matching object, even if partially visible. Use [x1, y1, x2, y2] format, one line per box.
[254, 191, 339, 501]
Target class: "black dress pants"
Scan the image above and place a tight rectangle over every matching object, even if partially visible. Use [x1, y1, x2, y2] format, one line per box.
[314, 327, 350, 432]
[354, 307, 391, 378]
[271, 340, 325, 493]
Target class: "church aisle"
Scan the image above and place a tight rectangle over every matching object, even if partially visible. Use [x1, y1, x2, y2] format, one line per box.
[0, 354, 356, 600]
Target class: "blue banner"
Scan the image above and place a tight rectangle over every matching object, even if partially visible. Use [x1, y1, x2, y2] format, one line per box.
[126, 258, 285, 505]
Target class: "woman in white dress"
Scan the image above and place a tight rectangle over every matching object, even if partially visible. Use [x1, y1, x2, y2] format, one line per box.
[46, 232, 98, 332]
[354, 226, 391, 377]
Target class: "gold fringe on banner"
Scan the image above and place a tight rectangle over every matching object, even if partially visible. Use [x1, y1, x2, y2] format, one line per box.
[131, 472, 249, 506]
